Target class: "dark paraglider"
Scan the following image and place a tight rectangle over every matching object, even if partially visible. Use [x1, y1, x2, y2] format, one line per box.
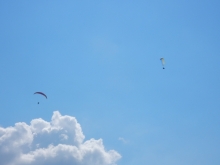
[34, 92, 47, 98]
[160, 58, 165, 69]
[34, 92, 47, 104]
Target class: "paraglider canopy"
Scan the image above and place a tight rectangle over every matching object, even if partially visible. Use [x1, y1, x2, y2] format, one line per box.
[34, 92, 47, 99]
[160, 58, 165, 69]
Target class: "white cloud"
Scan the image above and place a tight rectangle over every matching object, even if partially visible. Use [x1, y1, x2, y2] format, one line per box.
[0, 111, 121, 165]
[118, 137, 129, 144]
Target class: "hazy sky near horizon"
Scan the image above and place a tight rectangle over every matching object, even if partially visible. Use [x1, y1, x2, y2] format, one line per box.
[1, 1, 220, 165]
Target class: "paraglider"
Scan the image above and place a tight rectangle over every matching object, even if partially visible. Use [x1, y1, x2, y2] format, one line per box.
[34, 92, 47, 98]
[160, 58, 165, 69]
[34, 92, 47, 104]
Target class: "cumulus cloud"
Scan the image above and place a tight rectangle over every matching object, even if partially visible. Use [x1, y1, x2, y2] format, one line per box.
[0, 111, 121, 165]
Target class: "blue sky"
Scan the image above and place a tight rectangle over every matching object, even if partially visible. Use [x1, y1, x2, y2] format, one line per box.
[0, 1, 220, 165]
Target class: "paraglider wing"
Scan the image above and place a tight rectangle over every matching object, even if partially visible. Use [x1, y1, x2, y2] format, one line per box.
[34, 92, 47, 99]
[160, 58, 165, 69]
